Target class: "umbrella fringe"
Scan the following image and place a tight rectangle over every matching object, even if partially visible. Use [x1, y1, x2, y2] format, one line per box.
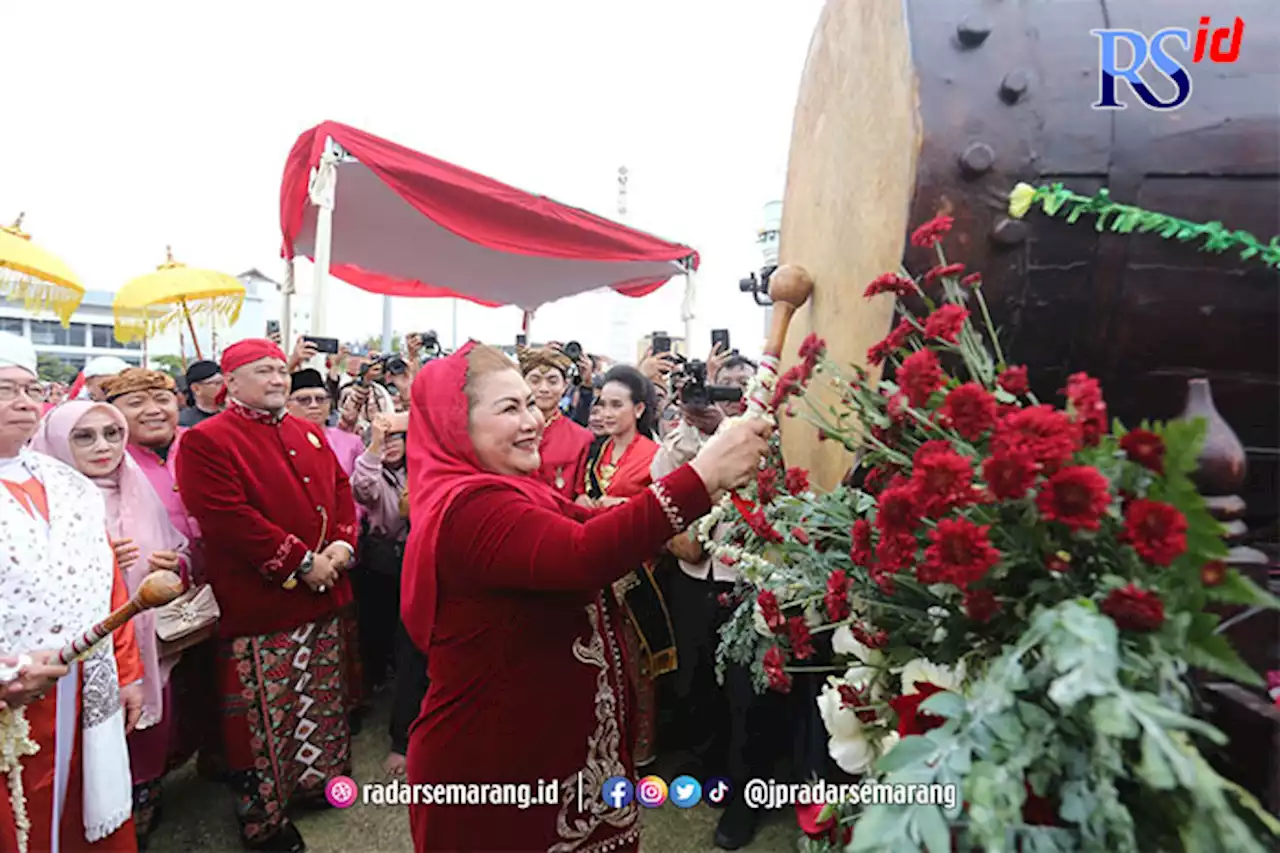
[0, 271, 83, 327]
[112, 293, 244, 344]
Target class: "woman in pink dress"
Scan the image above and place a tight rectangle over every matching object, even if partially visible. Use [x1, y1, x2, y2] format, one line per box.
[31, 401, 189, 848]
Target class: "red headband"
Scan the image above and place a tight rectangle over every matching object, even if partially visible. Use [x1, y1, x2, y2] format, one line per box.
[220, 338, 286, 375]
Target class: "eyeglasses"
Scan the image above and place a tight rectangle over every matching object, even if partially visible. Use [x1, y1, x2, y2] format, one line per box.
[0, 382, 46, 402]
[290, 393, 329, 407]
[69, 425, 126, 448]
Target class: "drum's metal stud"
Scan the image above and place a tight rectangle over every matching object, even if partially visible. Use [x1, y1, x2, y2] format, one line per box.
[959, 142, 996, 177]
[957, 19, 991, 48]
[1000, 71, 1030, 103]
[990, 218, 1029, 246]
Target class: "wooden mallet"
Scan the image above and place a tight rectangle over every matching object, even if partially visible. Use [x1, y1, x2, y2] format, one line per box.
[744, 264, 815, 417]
[54, 571, 185, 665]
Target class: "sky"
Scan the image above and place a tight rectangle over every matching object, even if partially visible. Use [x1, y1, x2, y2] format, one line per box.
[1, 1, 824, 362]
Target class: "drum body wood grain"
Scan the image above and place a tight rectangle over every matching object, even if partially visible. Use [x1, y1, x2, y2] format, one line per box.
[777, 0, 1279, 525]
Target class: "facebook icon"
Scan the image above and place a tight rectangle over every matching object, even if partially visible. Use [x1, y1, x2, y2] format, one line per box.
[601, 776, 634, 809]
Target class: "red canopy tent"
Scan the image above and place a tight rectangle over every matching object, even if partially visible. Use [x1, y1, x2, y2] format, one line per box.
[278, 121, 699, 340]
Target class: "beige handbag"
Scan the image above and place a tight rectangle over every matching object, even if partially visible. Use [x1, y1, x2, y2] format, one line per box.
[155, 584, 220, 656]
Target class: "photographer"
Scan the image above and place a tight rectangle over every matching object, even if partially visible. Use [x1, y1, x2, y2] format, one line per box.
[649, 346, 779, 850]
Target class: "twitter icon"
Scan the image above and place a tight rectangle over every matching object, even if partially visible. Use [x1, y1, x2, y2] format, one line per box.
[669, 775, 702, 809]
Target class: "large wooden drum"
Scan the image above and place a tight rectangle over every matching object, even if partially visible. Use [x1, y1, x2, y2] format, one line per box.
[777, 0, 1279, 524]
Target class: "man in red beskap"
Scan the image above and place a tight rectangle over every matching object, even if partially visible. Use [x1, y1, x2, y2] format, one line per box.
[176, 338, 357, 853]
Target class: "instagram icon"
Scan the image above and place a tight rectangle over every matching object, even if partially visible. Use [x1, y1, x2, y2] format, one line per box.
[635, 776, 668, 808]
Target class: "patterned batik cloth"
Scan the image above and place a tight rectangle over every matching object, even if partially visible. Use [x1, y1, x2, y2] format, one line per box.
[218, 616, 352, 840]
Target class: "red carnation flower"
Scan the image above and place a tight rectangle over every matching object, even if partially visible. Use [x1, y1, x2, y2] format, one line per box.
[763, 646, 793, 693]
[769, 364, 806, 410]
[1120, 429, 1165, 475]
[963, 588, 1001, 623]
[746, 508, 784, 544]
[825, 569, 852, 622]
[911, 445, 976, 517]
[866, 319, 915, 367]
[910, 215, 954, 249]
[787, 615, 815, 660]
[1122, 499, 1188, 566]
[851, 623, 889, 649]
[1036, 466, 1111, 532]
[992, 405, 1081, 473]
[982, 446, 1039, 501]
[869, 563, 898, 595]
[876, 483, 921, 534]
[1101, 584, 1165, 632]
[862, 466, 892, 495]
[790, 526, 811, 546]
[940, 382, 998, 440]
[850, 519, 874, 565]
[919, 518, 1002, 588]
[961, 272, 982, 288]
[756, 468, 779, 505]
[837, 682, 877, 723]
[863, 273, 917, 299]
[756, 590, 786, 634]
[799, 334, 827, 372]
[1201, 560, 1226, 587]
[997, 365, 1030, 397]
[890, 682, 948, 735]
[785, 466, 811, 495]
[924, 263, 966, 285]
[875, 531, 919, 573]
[923, 304, 969, 344]
[796, 802, 853, 846]
[1046, 552, 1071, 573]
[1064, 372, 1108, 447]
[886, 392, 909, 425]
[898, 349, 944, 408]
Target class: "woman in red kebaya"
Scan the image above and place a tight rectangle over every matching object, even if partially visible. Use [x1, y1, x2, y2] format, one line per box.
[402, 342, 769, 853]
[580, 365, 668, 768]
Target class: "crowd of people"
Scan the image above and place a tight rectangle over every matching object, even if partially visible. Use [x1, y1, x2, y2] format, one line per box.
[0, 324, 793, 853]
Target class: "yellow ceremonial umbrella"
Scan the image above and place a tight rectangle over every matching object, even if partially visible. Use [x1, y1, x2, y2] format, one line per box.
[0, 213, 86, 326]
[114, 247, 244, 361]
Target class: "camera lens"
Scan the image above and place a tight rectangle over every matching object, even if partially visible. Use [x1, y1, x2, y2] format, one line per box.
[564, 341, 583, 359]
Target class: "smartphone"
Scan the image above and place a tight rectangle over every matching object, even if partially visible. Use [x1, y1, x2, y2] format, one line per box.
[304, 335, 340, 355]
[516, 334, 528, 347]
[711, 328, 731, 352]
[652, 332, 671, 354]
[266, 319, 280, 337]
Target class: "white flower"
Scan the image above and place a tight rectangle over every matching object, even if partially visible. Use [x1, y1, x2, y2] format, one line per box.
[899, 657, 967, 695]
[751, 600, 774, 637]
[816, 682, 879, 775]
[831, 626, 885, 667]
[804, 604, 824, 628]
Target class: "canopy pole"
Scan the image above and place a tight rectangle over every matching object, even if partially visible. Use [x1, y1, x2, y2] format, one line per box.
[142, 333, 149, 370]
[309, 142, 341, 339]
[282, 256, 295, 347]
[381, 295, 393, 352]
[521, 308, 534, 341]
[180, 298, 204, 360]
[681, 262, 697, 356]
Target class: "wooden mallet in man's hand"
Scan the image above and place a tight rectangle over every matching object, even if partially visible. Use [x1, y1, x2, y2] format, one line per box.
[54, 571, 184, 665]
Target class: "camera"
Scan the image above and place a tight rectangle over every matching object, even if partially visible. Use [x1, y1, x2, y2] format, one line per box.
[563, 340, 583, 360]
[417, 331, 442, 358]
[739, 264, 777, 307]
[676, 359, 743, 407]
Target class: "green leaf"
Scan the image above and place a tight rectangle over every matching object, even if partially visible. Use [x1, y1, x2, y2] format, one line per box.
[1090, 696, 1138, 738]
[877, 736, 940, 774]
[918, 690, 966, 720]
[1185, 631, 1265, 687]
[1138, 730, 1178, 789]
[914, 805, 951, 853]
[1205, 569, 1280, 609]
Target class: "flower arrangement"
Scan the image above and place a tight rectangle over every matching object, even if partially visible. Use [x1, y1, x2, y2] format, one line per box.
[702, 213, 1280, 851]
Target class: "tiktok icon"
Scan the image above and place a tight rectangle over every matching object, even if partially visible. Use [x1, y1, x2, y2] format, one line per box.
[703, 777, 732, 809]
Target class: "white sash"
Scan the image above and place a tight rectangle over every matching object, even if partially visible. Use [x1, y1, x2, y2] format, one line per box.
[0, 451, 133, 846]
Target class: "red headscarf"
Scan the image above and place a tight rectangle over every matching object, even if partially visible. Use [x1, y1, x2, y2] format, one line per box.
[216, 338, 286, 404]
[400, 341, 566, 654]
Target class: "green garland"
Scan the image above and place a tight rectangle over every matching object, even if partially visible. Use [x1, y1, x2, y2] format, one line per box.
[1007, 182, 1280, 269]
